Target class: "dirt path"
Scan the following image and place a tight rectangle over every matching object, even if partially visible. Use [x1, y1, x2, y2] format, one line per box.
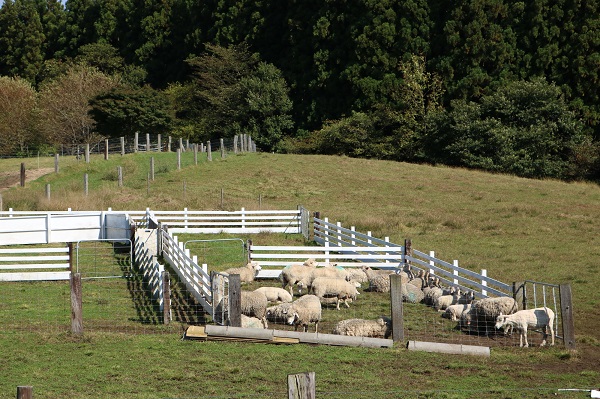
[0, 168, 54, 193]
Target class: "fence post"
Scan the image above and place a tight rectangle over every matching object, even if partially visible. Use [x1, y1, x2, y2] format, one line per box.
[234, 135, 238, 154]
[179, 137, 183, 152]
[228, 274, 242, 327]
[512, 281, 526, 311]
[146, 133, 151, 152]
[45, 184, 51, 200]
[120, 137, 125, 156]
[559, 284, 576, 350]
[85, 144, 90, 163]
[104, 139, 109, 160]
[16, 386, 33, 399]
[390, 273, 404, 343]
[287, 372, 315, 399]
[20, 163, 25, 187]
[194, 144, 198, 165]
[220, 138, 225, 159]
[246, 239, 253, 264]
[207, 141, 212, 161]
[162, 271, 171, 325]
[134, 132, 139, 152]
[177, 149, 181, 170]
[168, 136, 172, 152]
[54, 154, 59, 173]
[157, 134, 162, 152]
[70, 272, 83, 335]
[453, 260, 459, 285]
[150, 157, 155, 180]
[117, 166, 123, 187]
[481, 269, 487, 296]
[84, 174, 88, 196]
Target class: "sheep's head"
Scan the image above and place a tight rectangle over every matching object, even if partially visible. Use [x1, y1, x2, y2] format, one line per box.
[303, 258, 318, 267]
[494, 314, 509, 330]
[286, 311, 299, 326]
[249, 262, 262, 271]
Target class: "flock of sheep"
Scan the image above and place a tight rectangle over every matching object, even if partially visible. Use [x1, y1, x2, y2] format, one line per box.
[220, 260, 556, 347]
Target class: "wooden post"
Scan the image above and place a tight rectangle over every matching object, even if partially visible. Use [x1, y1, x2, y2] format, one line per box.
[54, 154, 59, 173]
[207, 141, 212, 161]
[162, 271, 171, 324]
[45, 184, 51, 200]
[559, 284, 576, 349]
[186, 138, 190, 151]
[134, 132, 139, 152]
[234, 135, 238, 154]
[84, 144, 90, 163]
[403, 239, 412, 265]
[179, 137, 183, 152]
[168, 136, 172, 152]
[147, 173, 150, 195]
[228, 274, 242, 327]
[117, 166, 123, 187]
[146, 133, 151, 152]
[512, 281, 526, 310]
[84, 174, 88, 195]
[220, 138, 225, 159]
[150, 157, 155, 180]
[20, 163, 25, 187]
[390, 273, 404, 343]
[157, 134, 162, 152]
[104, 139, 109, 160]
[16, 386, 33, 399]
[194, 144, 198, 165]
[177, 149, 181, 170]
[247, 135, 252, 153]
[70, 272, 83, 335]
[246, 239, 253, 264]
[288, 372, 315, 399]
[120, 137, 125, 156]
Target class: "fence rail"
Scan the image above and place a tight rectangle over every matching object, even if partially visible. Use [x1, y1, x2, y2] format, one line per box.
[0, 245, 70, 281]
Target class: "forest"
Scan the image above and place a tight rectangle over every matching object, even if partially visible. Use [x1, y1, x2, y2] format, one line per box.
[0, 0, 598, 181]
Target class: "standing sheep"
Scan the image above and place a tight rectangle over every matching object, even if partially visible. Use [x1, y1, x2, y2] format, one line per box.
[362, 266, 391, 293]
[462, 296, 518, 333]
[254, 286, 293, 303]
[279, 258, 318, 296]
[310, 277, 360, 310]
[442, 304, 472, 321]
[332, 316, 392, 338]
[284, 294, 322, 333]
[240, 290, 268, 328]
[266, 302, 292, 324]
[495, 307, 555, 347]
[223, 262, 262, 284]
[434, 289, 462, 311]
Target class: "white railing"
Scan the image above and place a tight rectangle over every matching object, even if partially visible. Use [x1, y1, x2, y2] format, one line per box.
[134, 233, 164, 312]
[161, 230, 213, 315]
[0, 245, 70, 281]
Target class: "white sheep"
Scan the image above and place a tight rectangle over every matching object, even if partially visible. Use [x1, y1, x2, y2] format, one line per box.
[495, 307, 555, 347]
[279, 258, 318, 295]
[408, 270, 430, 290]
[266, 302, 292, 324]
[240, 290, 268, 328]
[361, 265, 391, 292]
[462, 296, 518, 333]
[254, 286, 293, 303]
[310, 277, 360, 310]
[434, 289, 462, 311]
[401, 283, 425, 303]
[222, 262, 262, 284]
[284, 294, 322, 333]
[442, 304, 472, 321]
[344, 267, 369, 284]
[241, 314, 266, 329]
[332, 316, 392, 338]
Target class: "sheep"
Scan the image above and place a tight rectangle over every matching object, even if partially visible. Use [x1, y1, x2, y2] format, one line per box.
[433, 289, 462, 311]
[240, 290, 268, 328]
[401, 283, 425, 303]
[442, 304, 472, 321]
[254, 286, 293, 303]
[222, 262, 262, 284]
[310, 277, 360, 310]
[241, 314, 266, 329]
[495, 307, 555, 347]
[344, 267, 369, 285]
[423, 278, 444, 306]
[297, 264, 353, 290]
[284, 294, 322, 333]
[362, 265, 391, 292]
[332, 316, 392, 338]
[279, 258, 318, 296]
[462, 296, 518, 333]
[266, 302, 292, 324]
[408, 270, 430, 290]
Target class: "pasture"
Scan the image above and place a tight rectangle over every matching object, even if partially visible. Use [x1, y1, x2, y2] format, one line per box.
[0, 150, 599, 398]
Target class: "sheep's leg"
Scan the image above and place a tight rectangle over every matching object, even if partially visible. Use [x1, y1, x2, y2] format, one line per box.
[523, 329, 529, 347]
[344, 299, 350, 308]
[549, 324, 555, 346]
[335, 299, 341, 311]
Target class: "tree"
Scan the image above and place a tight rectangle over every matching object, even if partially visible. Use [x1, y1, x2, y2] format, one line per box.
[89, 85, 173, 137]
[0, 76, 38, 156]
[37, 65, 118, 145]
[426, 77, 594, 179]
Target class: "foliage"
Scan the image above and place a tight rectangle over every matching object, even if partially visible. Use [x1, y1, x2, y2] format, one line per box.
[0, 76, 38, 156]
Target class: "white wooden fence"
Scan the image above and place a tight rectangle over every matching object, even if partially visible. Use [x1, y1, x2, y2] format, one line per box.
[0, 245, 70, 281]
[134, 231, 165, 313]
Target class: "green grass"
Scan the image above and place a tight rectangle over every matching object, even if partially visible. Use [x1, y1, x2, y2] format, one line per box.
[1, 151, 599, 398]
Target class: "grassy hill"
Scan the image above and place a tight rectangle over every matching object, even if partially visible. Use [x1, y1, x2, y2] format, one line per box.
[1, 151, 599, 398]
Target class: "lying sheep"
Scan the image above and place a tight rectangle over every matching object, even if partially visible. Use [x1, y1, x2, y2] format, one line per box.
[310, 277, 360, 310]
[408, 270, 430, 290]
[462, 296, 518, 333]
[241, 314, 266, 329]
[279, 258, 318, 296]
[266, 302, 292, 324]
[344, 267, 369, 284]
[402, 283, 425, 303]
[362, 265, 391, 292]
[223, 262, 262, 284]
[443, 304, 472, 321]
[254, 286, 293, 303]
[284, 294, 322, 333]
[332, 316, 392, 338]
[240, 290, 268, 328]
[434, 289, 462, 311]
[495, 307, 555, 347]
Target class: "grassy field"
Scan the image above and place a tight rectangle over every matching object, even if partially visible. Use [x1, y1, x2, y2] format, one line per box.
[1, 150, 599, 398]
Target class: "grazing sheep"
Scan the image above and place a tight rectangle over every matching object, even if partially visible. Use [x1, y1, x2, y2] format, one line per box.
[241, 290, 268, 328]
[443, 304, 472, 321]
[279, 258, 318, 296]
[223, 262, 262, 284]
[332, 316, 392, 338]
[462, 296, 518, 333]
[266, 302, 292, 324]
[254, 287, 293, 303]
[495, 307, 555, 347]
[241, 314, 266, 329]
[434, 289, 462, 311]
[310, 277, 360, 310]
[284, 294, 322, 333]
[362, 265, 391, 292]
[401, 283, 425, 303]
